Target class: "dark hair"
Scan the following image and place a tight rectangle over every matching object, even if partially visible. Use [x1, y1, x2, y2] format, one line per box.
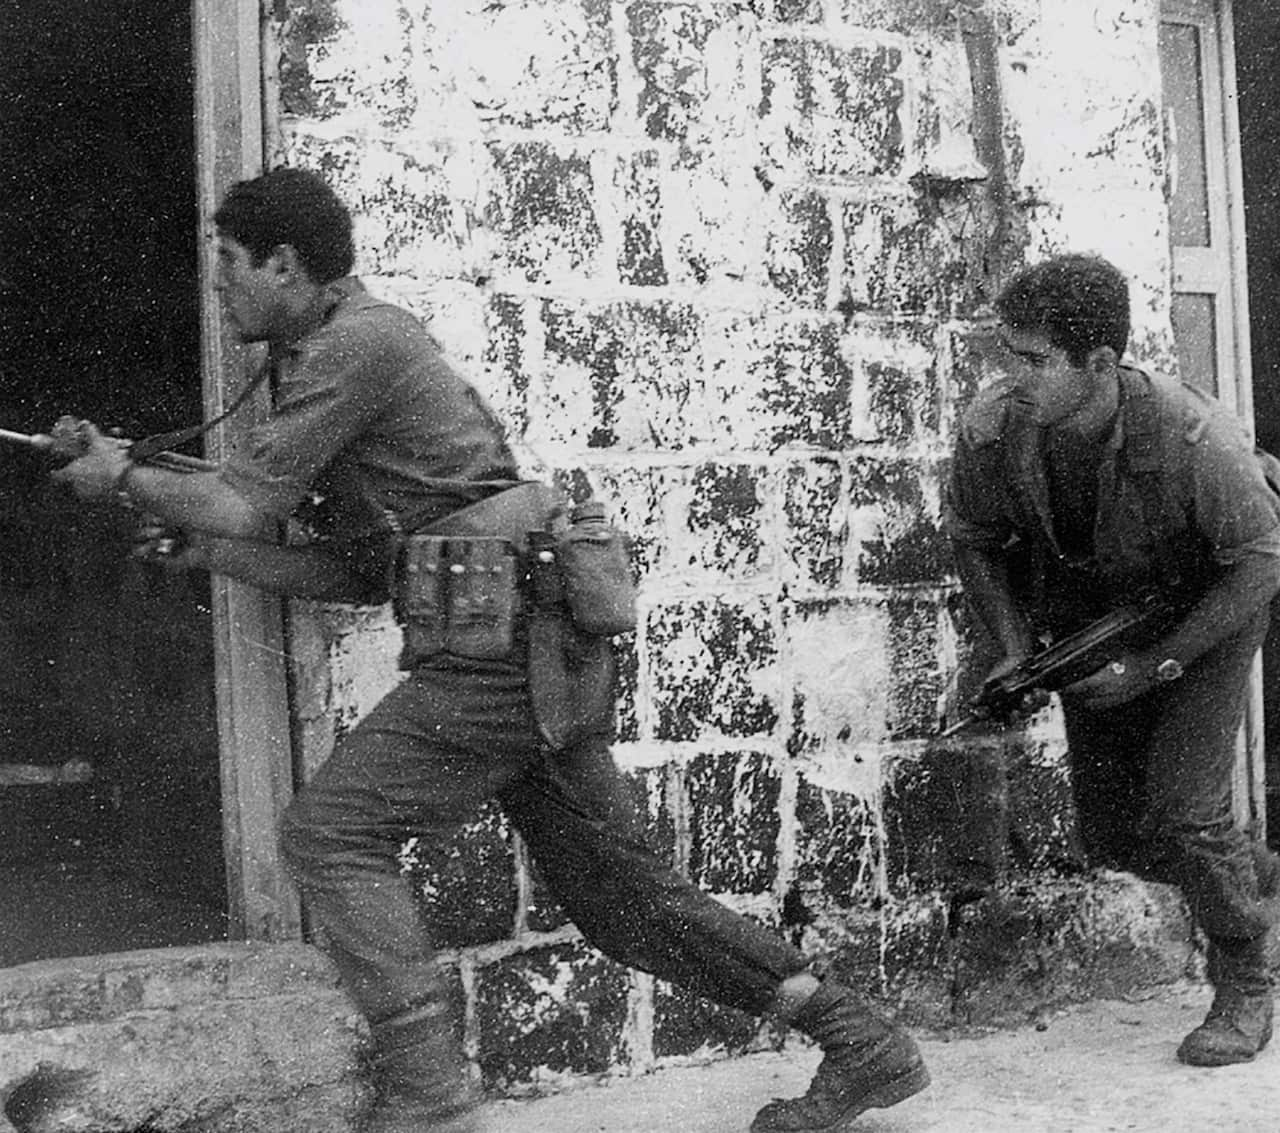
[995, 254, 1130, 367]
[213, 167, 354, 284]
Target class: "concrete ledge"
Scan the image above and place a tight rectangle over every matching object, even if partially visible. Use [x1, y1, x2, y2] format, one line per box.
[0, 944, 366, 1133]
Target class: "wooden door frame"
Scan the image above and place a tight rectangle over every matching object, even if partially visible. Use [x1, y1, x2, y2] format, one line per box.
[192, 0, 301, 941]
[1161, 0, 1266, 840]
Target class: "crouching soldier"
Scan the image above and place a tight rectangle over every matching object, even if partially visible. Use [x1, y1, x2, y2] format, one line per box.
[946, 253, 1280, 1067]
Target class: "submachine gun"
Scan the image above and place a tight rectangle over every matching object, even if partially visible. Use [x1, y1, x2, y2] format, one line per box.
[941, 591, 1178, 738]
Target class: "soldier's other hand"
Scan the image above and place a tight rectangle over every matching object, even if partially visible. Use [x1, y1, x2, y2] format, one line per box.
[980, 654, 1050, 723]
[131, 517, 201, 572]
[1062, 652, 1151, 710]
[49, 422, 130, 501]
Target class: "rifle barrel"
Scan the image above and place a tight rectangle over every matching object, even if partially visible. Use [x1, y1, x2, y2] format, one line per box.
[0, 428, 52, 451]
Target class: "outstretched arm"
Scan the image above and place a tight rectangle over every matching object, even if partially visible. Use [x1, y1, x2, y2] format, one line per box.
[51, 423, 271, 539]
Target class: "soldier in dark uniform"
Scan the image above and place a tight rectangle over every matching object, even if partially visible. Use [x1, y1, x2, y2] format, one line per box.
[53, 168, 930, 1133]
[946, 253, 1280, 1067]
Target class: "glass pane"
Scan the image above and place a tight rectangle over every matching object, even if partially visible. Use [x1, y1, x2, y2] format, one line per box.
[1159, 21, 1212, 247]
[1171, 292, 1218, 395]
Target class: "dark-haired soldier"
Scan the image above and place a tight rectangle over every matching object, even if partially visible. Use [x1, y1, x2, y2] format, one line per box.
[946, 252, 1280, 1067]
[52, 168, 930, 1133]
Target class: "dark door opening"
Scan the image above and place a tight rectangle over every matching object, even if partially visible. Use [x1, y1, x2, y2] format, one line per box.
[0, 1, 227, 964]
[1236, 0, 1280, 849]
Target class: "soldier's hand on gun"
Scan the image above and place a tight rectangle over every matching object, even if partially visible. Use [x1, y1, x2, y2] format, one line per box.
[48, 420, 131, 501]
[1061, 651, 1150, 710]
[131, 516, 201, 572]
[981, 653, 1051, 723]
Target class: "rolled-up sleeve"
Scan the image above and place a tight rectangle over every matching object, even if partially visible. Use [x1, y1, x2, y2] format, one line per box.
[221, 311, 398, 518]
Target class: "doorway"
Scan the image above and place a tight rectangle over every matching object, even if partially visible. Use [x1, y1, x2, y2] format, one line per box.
[0, 0, 228, 963]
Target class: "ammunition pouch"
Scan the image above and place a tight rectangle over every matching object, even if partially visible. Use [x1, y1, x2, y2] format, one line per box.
[393, 536, 521, 663]
[391, 482, 636, 751]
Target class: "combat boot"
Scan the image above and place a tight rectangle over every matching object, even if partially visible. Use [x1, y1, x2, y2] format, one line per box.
[1177, 936, 1274, 1067]
[362, 1005, 484, 1133]
[751, 980, 929, 1132]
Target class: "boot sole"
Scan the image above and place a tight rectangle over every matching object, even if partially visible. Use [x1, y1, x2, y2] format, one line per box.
[1176, 1020, 1273, 1067]
[750, 1061, 931, 1132]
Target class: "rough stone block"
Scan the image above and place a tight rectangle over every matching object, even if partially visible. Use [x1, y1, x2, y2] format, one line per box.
[705, 315, 854, 452]
[883, 743, 1012, 894]
[684, 750, 782, 894]
[278, 0, 420, 130]
[782, 458, 847, 592]
[479, 291, 533, 438]
[793, 778, 882, 910]
[485, 143, 603, 284]
[425, 0, 616, 133]
[834, 0, 966, 36]
[847, 456, 948, 587]
[0, 946, 362, 1133]
[766, 0, 823, 23]
[651, 979, 767, 1060]
[474, 942, 631, 1089]
[884, 595, 945, 739]
[760, 38, 905, 180]
[273, 0, 356, 119]
[646, 598, 781, 744]
[946, 874, 1196, 1028]
[627, 1, 715, 142]
[685, 462, 772, 580]
[614, 636, 642, 744]
[880, 900, 953, 1028]
[591, 463, 773, 588]
[403, 802, 518, 948]
[766, 188, 833, 308]
[840, 188, 1002, 318]
[656, 154, 771, 290]
[535, 300, 705, 452]
[1004, 736, 1080, 873]
[845, 319, 945, 444]
[285, 137, 484, 281]
[787, 597, 892, 752]
[617, 150, 668, 285]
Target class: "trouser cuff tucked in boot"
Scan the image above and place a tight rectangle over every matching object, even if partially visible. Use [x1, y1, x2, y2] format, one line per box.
[363, 1003, 482, 1132]
[1177, 936, 1275, 1067]
[751, 979, 929, 1132]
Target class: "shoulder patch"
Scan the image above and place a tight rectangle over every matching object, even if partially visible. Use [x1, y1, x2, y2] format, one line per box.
[1182, 408, 1208, 444]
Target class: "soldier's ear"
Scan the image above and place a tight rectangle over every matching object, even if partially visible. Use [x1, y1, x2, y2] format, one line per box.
[1085, 345, 1118, 376]
[268, 243, 308, 284]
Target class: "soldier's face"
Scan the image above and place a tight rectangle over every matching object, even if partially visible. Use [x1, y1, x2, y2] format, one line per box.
[998, 327, 1095, 428]
[215, 234, 285, 343]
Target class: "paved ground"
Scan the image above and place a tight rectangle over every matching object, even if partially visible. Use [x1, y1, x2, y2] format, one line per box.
[482, 983, 1277, 1132]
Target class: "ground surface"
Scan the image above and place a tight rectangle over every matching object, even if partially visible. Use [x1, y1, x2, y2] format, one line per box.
[484, 983, 1277, 1132]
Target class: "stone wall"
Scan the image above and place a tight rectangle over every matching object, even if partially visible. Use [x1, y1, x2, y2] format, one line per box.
[0, 945, 364, 1133]
[272, 0, 1194, 1094]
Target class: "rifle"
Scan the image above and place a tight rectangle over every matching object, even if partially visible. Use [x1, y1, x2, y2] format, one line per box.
[0, 416, 214, 474]
[940, 591, 1177, 737]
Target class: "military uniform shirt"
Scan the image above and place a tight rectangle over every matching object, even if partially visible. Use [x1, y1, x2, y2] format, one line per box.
[220, 278, 519, 541]
[945, 367, 1280, 627]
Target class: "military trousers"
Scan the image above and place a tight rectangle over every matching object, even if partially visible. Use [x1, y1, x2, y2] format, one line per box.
[278, 660, 808, 1034]
[1062, 606, 1275, 969]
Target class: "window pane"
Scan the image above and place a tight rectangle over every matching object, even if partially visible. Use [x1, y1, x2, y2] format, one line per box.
[1171, 291, 1218, 395]
[1160, 21, 1212, 247]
